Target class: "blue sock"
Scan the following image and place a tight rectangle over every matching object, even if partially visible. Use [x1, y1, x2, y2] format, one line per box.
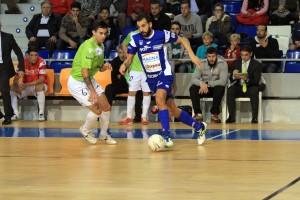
[178, 110, 203, 131]
[158, 109, 170, 137]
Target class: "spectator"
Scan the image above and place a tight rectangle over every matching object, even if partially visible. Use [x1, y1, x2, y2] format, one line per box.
[226, 45, 262, 124]
[57, 1, 89, 50]
[25, 1, 60, 57]
[76, 0, 101, 21]
[291, 11, 300, 42]
[250, 25, 281, 73]
[111, 0, 128, 33]
[189, 47, 228, 123]
[49, 0, 74, 23]
[4, 0, 21, 14]
[127, 0, 151, 26]
[164, 0, 181, 16]
[105, 46, 143, 122]
[224, 34, 241, 72]
[99, 7, 117, 58]
[167, 21, 191, 73]
[191, 0, 212, 28]
[174, 1, 203, 49]
[10, 46, 47, 121]
[196, 31, 218, 59]
[236, 0, 269, 25]
[150, 0, 171, 31]
[270, 0, 298, 25]
[206, 3, 231, 47]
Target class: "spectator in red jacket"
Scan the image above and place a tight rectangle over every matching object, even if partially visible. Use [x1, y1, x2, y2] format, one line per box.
[49, 0, 74, 23]
[127, 0, 150, 26]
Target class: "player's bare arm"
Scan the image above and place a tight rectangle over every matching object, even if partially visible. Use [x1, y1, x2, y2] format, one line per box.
[99, 62, 112, 72]
[176, 36, 202, 68]
[119, 53, 134, 75]
[82, 68, 98, 104]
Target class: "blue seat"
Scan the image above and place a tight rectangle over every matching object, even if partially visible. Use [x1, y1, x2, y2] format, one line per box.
[285, 50, 300, 73]
[38, 50, 50, 59]
[229, 13, 238, 32]
[223, 1, 242, 14]
[50, 50, 76, 73]
[236, 25, 257, 45]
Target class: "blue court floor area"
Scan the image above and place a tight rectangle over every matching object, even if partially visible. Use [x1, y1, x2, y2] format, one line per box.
[1, 127, 300, 141]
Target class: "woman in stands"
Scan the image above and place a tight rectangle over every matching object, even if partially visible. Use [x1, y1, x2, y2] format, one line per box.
[236, 0, 269, 25]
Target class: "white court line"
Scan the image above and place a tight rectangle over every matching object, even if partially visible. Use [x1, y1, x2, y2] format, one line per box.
[207, 129, 240, 140]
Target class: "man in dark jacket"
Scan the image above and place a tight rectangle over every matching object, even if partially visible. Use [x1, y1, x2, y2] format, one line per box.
[0, 24, 25, 125]
[250, 25, 281, 73]
[150, 0, 171, 31]
[25, 1, 60, 56]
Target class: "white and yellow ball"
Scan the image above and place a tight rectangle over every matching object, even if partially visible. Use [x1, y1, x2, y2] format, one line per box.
[148, 134, 166, 152]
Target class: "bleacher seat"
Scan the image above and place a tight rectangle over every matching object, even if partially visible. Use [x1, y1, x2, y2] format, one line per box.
[50, 50, 76, 73]
[45, 69, 55, 96]
[94, 69, 112, 90]
[223, 1, 242, 14]
[285, 50, 300, 73]
[55, 68, 72, 96]
[236, 25, 257, 45]
[109, 50, 118, 59]
[38, 50, 50, 59]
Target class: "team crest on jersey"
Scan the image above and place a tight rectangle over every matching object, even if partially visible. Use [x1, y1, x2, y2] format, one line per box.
[139, 40, 143, 45]
[95, 47, 103, 55]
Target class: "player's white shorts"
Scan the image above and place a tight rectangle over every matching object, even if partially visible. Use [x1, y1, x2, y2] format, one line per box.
[128, 71, 150, 92]
[68, 75, 104, 107]
[16, 84, 48, 99]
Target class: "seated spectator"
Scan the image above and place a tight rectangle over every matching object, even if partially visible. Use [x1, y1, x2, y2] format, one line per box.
[226, 45, 262, 124]
[174, 0, 203, 50]
[127, 0, 150, 26]
[189, 47, 228, 123]
[236, 0, 269, 25]
[224, 34, 241, 72]
[196, 31, 218, 59]
[206, 2, 231, 47]
[49, 0, 74, 23]
[150, 0, 171, 31]
[167, 21, 191, 73]
[5, 0, 21, 14]
[25, 1, 60, 57]
[164, 0, 181, 16]
[57, 1, 89, 50]
[292, 11, 300, 42]
[110, 0, 128, 33]
[105, 46, 143, 122]
[10, 46, 48, 122]
[269, 0, 298, 25]
[76, 0, 101, 21]
[250, 25, 281, 73]
[99, 7, 117, 58]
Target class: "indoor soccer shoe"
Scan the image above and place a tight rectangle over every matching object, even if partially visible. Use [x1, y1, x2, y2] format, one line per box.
[38, 113, 45, 121]
[119, 117, 133, 125]
[99, 134, 117, 145]
[79, 126, 97, 144]
[196, 122, 207, 145]
[211, 114, 221, 123]
[193, 113, 203, 122]
[141, 117, 149, 125]
[11, 113, 20, 121]
[163, 136, 173, 148]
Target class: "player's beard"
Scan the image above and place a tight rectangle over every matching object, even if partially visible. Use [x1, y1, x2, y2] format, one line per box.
[141, 28, 152, 37]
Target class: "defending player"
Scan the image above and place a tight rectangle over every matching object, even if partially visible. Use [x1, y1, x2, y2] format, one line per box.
[68, 20, 117, 145]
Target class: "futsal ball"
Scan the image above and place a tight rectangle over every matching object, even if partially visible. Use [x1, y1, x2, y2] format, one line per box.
[148, 134, 165, 152]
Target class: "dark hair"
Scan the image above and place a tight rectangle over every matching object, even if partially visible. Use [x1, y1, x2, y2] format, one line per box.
[258, 24, 267, 31]
[240, 45, 253, 53]
[41, 1, 52, 8]
[136, 13, 152, 23]
[101, 7, 110, 13]
[71, 1, 81, 10]
[92, 20, 108, 31]
[27, 46, 39, 54]
[150, 0, 161, 6]
[181, 0, 190, 7]
[206, 47, 218, 55]
[171, 21, 181, 29]
[214, 3, 224, 11]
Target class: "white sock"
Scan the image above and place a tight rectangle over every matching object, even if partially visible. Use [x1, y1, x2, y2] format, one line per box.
[10, 91, 19, 115]
[127, 95, 135, 119]
[100, 111, 110, 136]
[142, 95, 151, 118]
[37, 91, 45, 114]
[83, 111, 100, 131]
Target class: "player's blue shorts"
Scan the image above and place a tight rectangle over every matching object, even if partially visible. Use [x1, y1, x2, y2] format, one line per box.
[147, 74, 174, 99]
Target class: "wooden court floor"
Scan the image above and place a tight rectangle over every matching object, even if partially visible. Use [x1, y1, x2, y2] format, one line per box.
[1, 121, 300, 200]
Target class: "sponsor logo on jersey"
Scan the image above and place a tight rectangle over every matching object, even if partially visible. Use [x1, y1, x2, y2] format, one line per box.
[153, 44, 163, 50]
[140, 45, 151, 52]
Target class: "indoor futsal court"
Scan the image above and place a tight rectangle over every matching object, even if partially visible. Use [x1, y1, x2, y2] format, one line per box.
[0, 121, 300, 200]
